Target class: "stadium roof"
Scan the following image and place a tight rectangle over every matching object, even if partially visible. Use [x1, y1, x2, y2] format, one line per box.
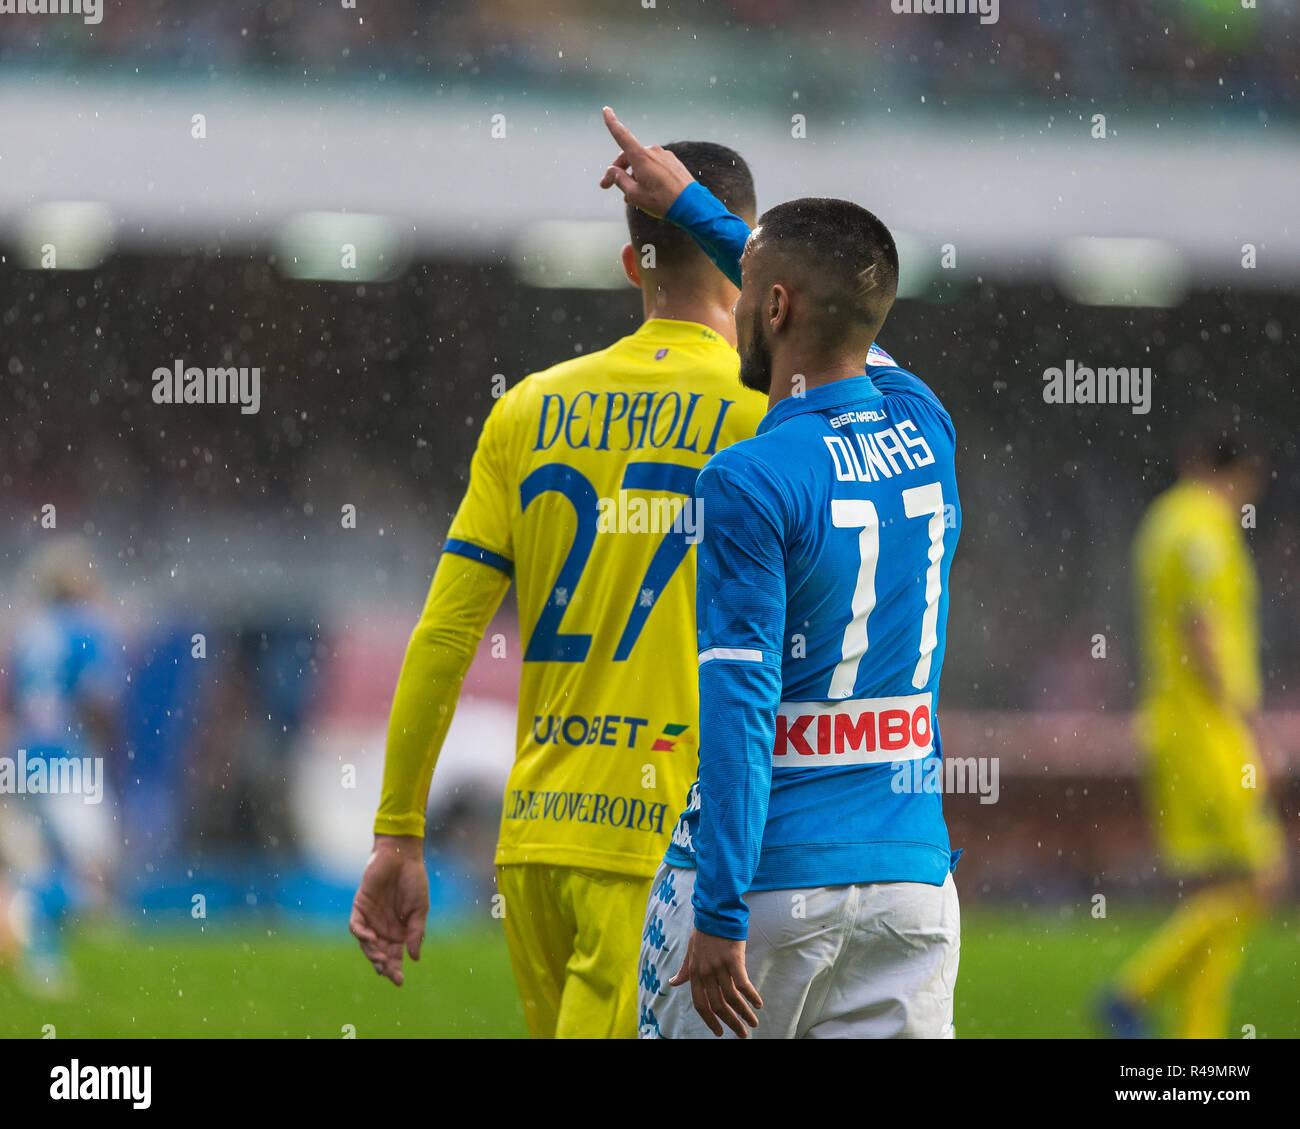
[1, 77, 1296, 285]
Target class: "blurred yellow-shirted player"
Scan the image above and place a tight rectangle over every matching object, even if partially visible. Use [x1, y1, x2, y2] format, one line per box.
[350, 141, 766, 1037]
[1103, 431, 1288, 1038]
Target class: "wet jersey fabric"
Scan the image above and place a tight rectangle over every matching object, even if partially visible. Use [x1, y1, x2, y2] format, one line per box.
[375, 318, 767, 877]
[661, 180, 963, 939]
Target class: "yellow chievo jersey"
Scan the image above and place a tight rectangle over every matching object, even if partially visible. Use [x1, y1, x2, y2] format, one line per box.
[1132, 478, 1281, 870]
[1133, 479, 1260, 719]
[379, 318, 766, 876]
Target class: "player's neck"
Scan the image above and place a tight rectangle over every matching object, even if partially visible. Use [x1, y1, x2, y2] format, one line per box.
[768, 358, 867, 411]
[640, 288, 737, 347]
[1186, 471, 1238, 507]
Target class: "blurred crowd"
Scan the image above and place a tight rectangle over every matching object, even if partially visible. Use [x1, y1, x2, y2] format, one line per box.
[4, 256, 1298, 712]
[0, 0, 1295, 110]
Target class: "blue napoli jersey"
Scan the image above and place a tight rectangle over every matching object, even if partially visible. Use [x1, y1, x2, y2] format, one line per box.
[663, 348, 963, 939]
[11, 603, 119, 758]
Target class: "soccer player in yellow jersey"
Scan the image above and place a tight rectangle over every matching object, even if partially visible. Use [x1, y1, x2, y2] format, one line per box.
[349, 141, 767, 1038]
[1101, 430, 1289, 1038]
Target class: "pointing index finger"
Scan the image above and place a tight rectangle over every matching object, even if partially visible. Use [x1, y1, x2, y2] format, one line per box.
[603, 106, 646, 159]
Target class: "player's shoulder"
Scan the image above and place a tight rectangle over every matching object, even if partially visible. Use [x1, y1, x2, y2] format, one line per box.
[704, 429, 775, 472]
[483, 341, 627, 445]
[867, 347, 954, 433]
[700, 428, 795, 514]
[17, 604, 105, 659]
[1148, 482, 1221, 533]
[1136, 483, 1187, 542]
[1139, 483, 1234, 568]
[504, 327, 743, 394]
[506, 339, 625, 401]
[726, 385, 769, 435]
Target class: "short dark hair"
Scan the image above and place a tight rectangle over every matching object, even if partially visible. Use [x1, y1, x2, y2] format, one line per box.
[625, 141, 756, 273]
[749, 197, 899, 346]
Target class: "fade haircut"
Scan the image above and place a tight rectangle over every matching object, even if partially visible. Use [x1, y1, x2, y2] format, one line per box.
[626, 141, 756, 273]
[749, 197, 900, 348]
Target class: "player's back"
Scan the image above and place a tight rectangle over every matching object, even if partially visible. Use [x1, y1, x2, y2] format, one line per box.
[1132, 481, 1277, 875]
[447, 318, 766, 876]
[669, 348, 962, 890]
[1133, 479, 1259, 716]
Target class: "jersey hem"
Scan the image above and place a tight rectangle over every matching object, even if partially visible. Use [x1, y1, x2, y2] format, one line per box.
[666, 840, 954, 891]
[495, 842, 665, 878]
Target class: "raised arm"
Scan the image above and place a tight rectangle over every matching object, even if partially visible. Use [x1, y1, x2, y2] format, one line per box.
[600, 106, 751, 288]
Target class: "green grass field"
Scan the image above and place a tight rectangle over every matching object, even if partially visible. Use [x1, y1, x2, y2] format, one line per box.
[2, 906, 1296, 1038]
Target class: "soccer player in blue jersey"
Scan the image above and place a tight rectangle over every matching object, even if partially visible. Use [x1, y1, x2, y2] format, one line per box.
[602, 110, 963, 1039]
[3, 537, 121, 995]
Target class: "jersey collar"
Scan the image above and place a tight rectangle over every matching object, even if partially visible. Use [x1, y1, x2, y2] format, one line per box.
[633, 318, 731, 348]
[757, 372, 883, 435]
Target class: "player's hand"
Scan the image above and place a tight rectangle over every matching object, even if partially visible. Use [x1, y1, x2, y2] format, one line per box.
[669, 927, 763, 1038]
[599, 106, 696, 218]
[349, 834, 429, 986]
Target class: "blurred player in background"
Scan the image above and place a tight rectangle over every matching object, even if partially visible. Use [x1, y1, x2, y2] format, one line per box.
[601, 111, 963, 1039]
[0, 536, 122, 995]
[1101, 427, 1289, 1038]
[350, 141, 767, 1037]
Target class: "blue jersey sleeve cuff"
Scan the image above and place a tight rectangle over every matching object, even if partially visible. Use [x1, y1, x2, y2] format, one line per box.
[443, 538, 514, 578]
[664, 179, 713, 226]
[692, 904, 749, 942]
[664, 180, 747, 289]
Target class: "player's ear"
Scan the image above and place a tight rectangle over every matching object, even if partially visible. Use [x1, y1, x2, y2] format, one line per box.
[769, 283, 792, 333]
[621, 243, 641, 289]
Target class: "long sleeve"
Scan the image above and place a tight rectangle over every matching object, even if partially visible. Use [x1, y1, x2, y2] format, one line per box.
[374, 390, 517, 837]
[664, 180, 752, 289]
[373, 551, 510, 837]
[691, 455, 787, 940]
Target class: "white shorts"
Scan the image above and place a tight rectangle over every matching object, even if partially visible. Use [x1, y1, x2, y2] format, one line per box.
[0, 787, 119, 877]
[638, 863, 960, 1039]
